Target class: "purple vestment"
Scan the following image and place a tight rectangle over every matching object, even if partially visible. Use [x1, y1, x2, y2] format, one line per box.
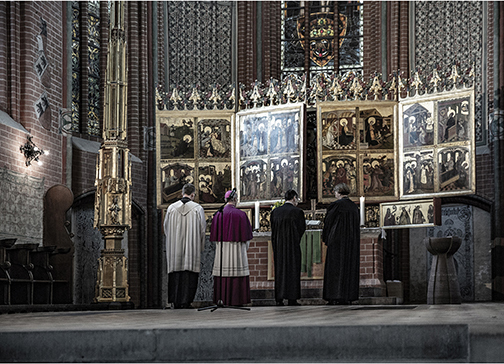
[210, 204, 253, 243]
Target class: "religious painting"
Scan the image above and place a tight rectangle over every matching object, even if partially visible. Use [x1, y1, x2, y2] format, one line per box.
[239, 113, 269, 157]
[268, 112, 300, 154]
[198, 162, 232, 206]
[204, 209, 218, 235]
[239, 159, 268, 202]
[236, 103, 305, 204]
[160, 162, 195, 204]
[359, 106, 395, 150]
[402, 101, 435, 148]
[158, 116, 195, 159]
[398, 88, 474, 198]
[320, 109, 357, 150]
[198, 118, 231, 159]
[364, 205, 380, 228]
[258, 208, 272, 232]
[402, 150, 435, 196]
[156, 110, 233, 209]
[317, 101, 398, 203]
[380, 199, 435, 229]
[361, 153, 395, 197]
[269, 155, 300, 200]
[438, 146, 471, 192]
[321, 154, 357, 199]
[438, 97, 471, 144]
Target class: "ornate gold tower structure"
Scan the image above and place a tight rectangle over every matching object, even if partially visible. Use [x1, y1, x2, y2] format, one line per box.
[94, 1, 132, 303]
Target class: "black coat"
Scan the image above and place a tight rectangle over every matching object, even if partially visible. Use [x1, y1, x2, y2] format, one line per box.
[270, 202, 306, 300]
[322, 196, 360, 302]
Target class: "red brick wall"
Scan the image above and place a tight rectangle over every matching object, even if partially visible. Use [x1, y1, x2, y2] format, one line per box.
[71, 148, 98, 197]
[363, 1, 382, 80]
[248, 238, 324, 292]
[0, 1, 64, 190]
[248, 240, 269, 286]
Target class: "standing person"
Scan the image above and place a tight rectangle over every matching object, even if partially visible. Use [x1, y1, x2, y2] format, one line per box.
[322, 183, 360, 305]
[210, 189, 253, 306]
[164, 183, 206, 309]
[270, 189, 306, 306]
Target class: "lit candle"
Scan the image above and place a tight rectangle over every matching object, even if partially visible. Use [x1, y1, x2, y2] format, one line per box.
[360, 196, 365, 227]
[254, 201, 260, 230]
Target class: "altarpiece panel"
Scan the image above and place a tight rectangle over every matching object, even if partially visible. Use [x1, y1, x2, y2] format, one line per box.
[235, 103, 305, 204]
[380, 199, 435, 229]
[156, 111, 233, 208]
[317, 101, 398, 203]
[398, 89, 475, 198]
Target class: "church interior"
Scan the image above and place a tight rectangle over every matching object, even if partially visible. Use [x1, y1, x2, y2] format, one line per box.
[1, 0, 504, 314]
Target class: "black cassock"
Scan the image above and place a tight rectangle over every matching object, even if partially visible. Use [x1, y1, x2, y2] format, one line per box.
[270, 202, 306, 301]
[322, 196, 360, 303]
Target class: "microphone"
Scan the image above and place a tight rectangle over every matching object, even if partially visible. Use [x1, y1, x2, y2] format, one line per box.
[228, 187, 236, 200]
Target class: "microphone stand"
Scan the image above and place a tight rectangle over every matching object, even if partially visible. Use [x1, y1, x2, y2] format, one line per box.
[199, 201, 250, 312]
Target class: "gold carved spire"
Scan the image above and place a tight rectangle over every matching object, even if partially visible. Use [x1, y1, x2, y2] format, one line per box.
[94, 1, 131, 303]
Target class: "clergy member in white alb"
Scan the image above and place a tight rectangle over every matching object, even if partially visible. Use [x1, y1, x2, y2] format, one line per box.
[164, 183, 206, 309]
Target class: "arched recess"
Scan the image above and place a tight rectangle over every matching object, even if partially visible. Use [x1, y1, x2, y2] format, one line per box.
[408, 195, 492, 303]
[71, 190, 146, 307]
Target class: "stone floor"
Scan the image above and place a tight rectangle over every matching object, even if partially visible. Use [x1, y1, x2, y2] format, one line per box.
[1, 302, 504, 362]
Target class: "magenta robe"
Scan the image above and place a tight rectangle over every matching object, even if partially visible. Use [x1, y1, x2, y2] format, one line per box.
[210, 204, 253, 306]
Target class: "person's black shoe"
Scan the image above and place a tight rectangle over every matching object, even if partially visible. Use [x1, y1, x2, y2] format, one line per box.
[288, 299, 301, 306]
[275, 300, 284, 306]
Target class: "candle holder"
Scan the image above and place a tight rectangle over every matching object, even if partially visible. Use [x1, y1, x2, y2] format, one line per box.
[20, 136, 45, 166]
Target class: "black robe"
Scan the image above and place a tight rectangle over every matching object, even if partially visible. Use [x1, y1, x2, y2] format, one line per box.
[322, 196, 360, 303]
[270, 202, 306, 301]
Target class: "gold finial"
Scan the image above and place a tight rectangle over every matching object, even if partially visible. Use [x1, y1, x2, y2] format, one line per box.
[430, 68, 442, 91]
[449, 64, 460, 84]
[170, 88, 182, 104]
[410, 70, 423, 90]
[189, 86, 201, 104]
[251, 82, 262, 107]
[369, 75, 382, 100]
[283, 77, 296, 102]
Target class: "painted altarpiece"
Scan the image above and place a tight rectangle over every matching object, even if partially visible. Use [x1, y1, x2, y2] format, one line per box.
[235, 103, 305, 205]
[380, 199, 435, 229]
[317, 101, 398, 203]
[156, 111, 233, 209]
[398, 89, 475, 199]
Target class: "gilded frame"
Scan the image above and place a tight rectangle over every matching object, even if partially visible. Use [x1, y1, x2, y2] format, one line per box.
[380, 199, 435, 229]
[156, 110, 234, 209]
[235, 103, 305, 205]
[398, 88, 475, 199]
[317, 101, 398, 203]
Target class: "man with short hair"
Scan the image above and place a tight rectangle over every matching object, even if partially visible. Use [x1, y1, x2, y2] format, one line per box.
[322, 182, 360, 305]
[164, 183, 206, 309]
[211, 189, 253, 306]
[270, 189, 306, 306]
